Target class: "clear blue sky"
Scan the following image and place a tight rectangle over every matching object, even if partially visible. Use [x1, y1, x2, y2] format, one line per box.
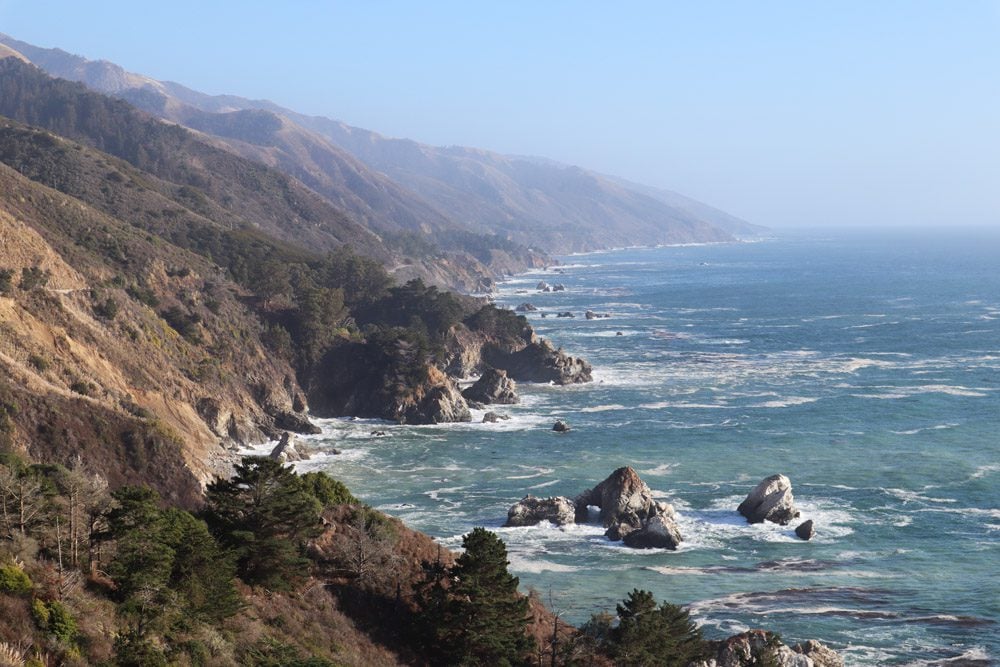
[2, 1, 998, 228]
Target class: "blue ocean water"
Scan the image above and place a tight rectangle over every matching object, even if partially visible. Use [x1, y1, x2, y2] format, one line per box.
[303, 228, 999, 665]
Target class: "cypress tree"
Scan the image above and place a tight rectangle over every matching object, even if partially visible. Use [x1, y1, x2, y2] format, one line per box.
[438, 527, 532, 666]
[611, 588, 705, 667]
[204, 457, 322, 591]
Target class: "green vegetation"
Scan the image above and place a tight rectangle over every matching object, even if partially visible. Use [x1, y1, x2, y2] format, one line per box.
[0, 563, 32, 594]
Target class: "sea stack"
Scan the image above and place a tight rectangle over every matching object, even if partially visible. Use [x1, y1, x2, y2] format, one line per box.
[737, 474, 800, 525]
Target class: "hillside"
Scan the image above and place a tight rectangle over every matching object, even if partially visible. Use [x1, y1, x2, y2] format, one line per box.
[0, 33, 761, 255]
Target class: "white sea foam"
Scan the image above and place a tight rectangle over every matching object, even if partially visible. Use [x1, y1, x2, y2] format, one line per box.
[884, 488, 958, 504]
[750, 396, 819, 408]
[890, 423, 959, 435]
[640, 463, 679, 476]
[506, 555, 583, 573]
[527, 479, 560, 490]
[580, 404, 630, 412]
[506, 466, 555, 480]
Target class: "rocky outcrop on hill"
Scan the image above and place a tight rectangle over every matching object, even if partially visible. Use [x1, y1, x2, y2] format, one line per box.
[574, 467, 682, 548]
[483, 338, 592, 385]
[269, 432, 311, 463]
[461, 367, 519, 404]
[504, 495, 576, 527]
[737, 474, 800, 525]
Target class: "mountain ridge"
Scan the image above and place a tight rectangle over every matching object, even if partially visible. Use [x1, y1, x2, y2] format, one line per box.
[0, 32, 764, 257]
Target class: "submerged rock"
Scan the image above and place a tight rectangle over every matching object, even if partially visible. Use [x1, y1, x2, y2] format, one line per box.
[482, 411, 510, 423]
[795, 519, 815, 540]
[556, 311, 574, 318]
[737, 474, 800, 525]
[552, 419, 571, 432]
[462, 367, 519, 405]
[504, 495, 576, 527]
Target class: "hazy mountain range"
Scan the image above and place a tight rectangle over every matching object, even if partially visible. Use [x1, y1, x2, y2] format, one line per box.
[0, 33, 765, 259]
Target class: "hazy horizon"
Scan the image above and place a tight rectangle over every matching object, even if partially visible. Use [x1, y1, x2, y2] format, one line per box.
[2, 1, 998, 229]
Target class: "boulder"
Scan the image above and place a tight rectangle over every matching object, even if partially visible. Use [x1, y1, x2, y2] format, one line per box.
[552, 419, 571, 432]
[737, 474, 800, 525]
[556, 311, 574, 318]
[622, 513, 683, 550]
[795, 519, 815, 540]
[536, 281, 549, 291]
[462, 368, 519, 405]
[552, 284, 566, 291]
[504, 495, 576, 527]
[269, 432, 309, 463]
[515, 303, 538, 312]
[792, 640, 844, 667]
[585, 310, 597, 320]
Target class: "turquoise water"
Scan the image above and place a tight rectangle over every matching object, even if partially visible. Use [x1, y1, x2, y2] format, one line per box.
[303, 228, 999, 665]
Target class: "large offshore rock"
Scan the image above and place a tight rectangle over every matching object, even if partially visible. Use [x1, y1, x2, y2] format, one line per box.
[574, 466, 683, 547]
[737, 474, 800, 525]
[504, 495, 576, 527]
[461, 367, 519, 405]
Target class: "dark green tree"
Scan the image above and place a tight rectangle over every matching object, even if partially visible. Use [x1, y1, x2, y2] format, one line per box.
[105, 487, 175, 635]
[160, 508, 242, 623]
[204, 457, 322, 591]
[434, 527, 532, 666]
[610, 589, 705, 667]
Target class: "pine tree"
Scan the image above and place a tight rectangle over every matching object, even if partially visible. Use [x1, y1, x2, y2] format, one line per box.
[437, 527, 532, 666]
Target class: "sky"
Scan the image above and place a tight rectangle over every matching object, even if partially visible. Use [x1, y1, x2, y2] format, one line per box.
[1, 1, 999, 229]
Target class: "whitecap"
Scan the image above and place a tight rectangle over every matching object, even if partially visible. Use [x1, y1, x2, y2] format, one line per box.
[640, 463, 679, 476]
[580, 404, 629, 412]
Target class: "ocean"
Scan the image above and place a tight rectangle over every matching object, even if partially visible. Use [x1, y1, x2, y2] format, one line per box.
[299, 227, 999, 665]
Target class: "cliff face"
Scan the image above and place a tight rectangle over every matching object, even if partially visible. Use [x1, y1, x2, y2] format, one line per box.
[0, 162, 305, 503]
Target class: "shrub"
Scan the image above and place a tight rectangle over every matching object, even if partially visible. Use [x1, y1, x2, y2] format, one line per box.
[0, 269, 13, 295]
[19, 267, 49, 291]
[299, 471, 357, 507]
[27, 354, 49, 372]
[0, 563, 32, 594]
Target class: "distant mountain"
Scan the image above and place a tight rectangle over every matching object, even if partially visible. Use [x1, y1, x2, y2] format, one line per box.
[0, 33, 762, 255]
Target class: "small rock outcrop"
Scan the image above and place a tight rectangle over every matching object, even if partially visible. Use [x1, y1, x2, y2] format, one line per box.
[273, 410, 322, 435]
[552, 419, 571, 432]
[552, 284, 566, 291]
[269, 432, 309, 463]
[694, 630, 826, 667]
[484, 338, 592, 385]
[515, 303, 538, 312]
[536, 281, 549, 291]
[621, 512, 683, 550]
[461, 368, 519, 405]
[792, 640, 844, 667]
[504, 495, 576, 527]
[556, 311, 574, 318]
[737, 474, 800, 525]
[795, 519, 815, 540]
[399, 378, 472, 425]
[574, 467, 682, 548]
[482, 411, 510, 423]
